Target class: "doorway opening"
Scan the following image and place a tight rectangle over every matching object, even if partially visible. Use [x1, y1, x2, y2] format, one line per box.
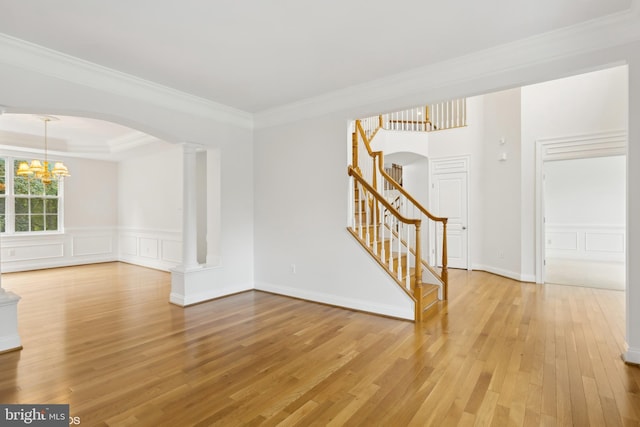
[535, 131, 627, 288]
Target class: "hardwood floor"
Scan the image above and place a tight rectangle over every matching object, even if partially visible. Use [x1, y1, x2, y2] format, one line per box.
[545, 258, 625, 291]
[0, 262, 638, 426]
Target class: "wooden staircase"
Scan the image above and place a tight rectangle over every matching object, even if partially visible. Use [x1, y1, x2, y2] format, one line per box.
[348, 118, 450, 322]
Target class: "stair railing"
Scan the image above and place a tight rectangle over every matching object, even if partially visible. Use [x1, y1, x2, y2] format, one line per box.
[348, 166, 425, 318]
[352, 119, 449, 300]
[359, 98, 467, 134]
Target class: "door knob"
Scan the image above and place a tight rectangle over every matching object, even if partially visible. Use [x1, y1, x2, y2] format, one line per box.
[462, 226, 467, 230]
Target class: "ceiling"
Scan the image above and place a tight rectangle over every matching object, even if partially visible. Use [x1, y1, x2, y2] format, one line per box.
[0, 0, 634, 159]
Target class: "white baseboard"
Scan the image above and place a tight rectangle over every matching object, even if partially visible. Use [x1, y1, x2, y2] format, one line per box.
[118, 255, 175, 272]
[254, 281, 414, 321]
[624, 345, 640, 365]
[170, 283, 253, 307]
[1, 255, 118, 273]
[472, 264, 536, 283]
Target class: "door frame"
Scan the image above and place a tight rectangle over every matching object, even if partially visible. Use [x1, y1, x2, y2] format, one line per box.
[534, 130, 627, 284]
[429, 155, 471, 270]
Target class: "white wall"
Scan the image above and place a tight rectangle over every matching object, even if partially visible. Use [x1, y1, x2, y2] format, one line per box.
[118, 144, 182, 230]
[545, 156, 625, 225]
[254, 116, 415, 320]
[64, 157, 118, 228]
[118, 144, 183, 270]
[402, 157, 430, 210]
[480, 89, 524, 279]
[371, 129, 429, 158]
[545, 156, 626, 262]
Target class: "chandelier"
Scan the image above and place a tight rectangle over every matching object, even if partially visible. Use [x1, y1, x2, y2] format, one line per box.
[16, 116, 70, 184]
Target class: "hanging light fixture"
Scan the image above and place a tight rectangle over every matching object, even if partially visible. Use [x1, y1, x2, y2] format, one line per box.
[16, 116, 70, 184]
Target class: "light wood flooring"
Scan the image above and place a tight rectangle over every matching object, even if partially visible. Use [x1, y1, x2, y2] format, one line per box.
[545, 258, 626, 291]
[0, 262, 639, 426]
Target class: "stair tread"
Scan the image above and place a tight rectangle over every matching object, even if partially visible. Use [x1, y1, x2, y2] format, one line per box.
[421, 283, 440, 293]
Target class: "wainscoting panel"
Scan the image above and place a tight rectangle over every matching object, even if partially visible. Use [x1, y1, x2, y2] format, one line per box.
[120, 235, 138, 257]
[139, 238, 159, 259]
[546, 231, 578, 251]
[3, 242, 64, 261]
[0, 227, 181, 273]
[1, 228, 117, 272]
[118, 228, 181, 271]
[585, 232, 625, 253]
[546, 224, 625, 262]
[72, 234, 113, 256]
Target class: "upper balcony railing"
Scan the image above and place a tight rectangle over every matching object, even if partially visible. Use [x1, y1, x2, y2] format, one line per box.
[360, 98, 467, 139]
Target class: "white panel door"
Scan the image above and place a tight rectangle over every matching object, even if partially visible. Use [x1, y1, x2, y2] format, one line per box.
[432, 172, 468, 269]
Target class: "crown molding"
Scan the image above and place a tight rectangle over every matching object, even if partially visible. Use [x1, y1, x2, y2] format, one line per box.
[254, 5, 640, 129]
[0, 33, 253, 130]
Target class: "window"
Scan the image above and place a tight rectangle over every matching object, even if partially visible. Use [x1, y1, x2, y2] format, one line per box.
[0, 157, 64, 234]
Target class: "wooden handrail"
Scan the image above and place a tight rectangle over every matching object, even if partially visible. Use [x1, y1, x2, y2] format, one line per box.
[355, 120, 380, 158]
[348, 166, 421, 226]
[355, 119, 446, 224]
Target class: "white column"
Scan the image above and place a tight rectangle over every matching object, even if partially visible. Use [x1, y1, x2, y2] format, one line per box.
[0, 238, 22, 353]
[170, 143, 204, 306]
[625, 55, 640, 364]
[206, 149, 221, 266]
[181, 143, 199, 270]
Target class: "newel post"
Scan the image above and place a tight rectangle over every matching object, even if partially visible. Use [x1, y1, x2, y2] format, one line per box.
[352, 121, 359, 169]
[441, 219, 449, 300]
[414, 222, 424, 321]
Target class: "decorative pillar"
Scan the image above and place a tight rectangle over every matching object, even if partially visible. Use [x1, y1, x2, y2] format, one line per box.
[625, 55, 640, 365]
[0, 242, 22, 353]
[170, 143, 204, 306]
[181, 143, 199, 270]
[206, 149, 221, 266]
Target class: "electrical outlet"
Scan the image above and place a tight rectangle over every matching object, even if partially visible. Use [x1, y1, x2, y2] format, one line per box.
[497, 250, 504, 259]
[290, 264, 296, 274]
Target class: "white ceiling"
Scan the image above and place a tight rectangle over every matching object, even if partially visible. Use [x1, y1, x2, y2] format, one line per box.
[0, 0, 634, 159]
